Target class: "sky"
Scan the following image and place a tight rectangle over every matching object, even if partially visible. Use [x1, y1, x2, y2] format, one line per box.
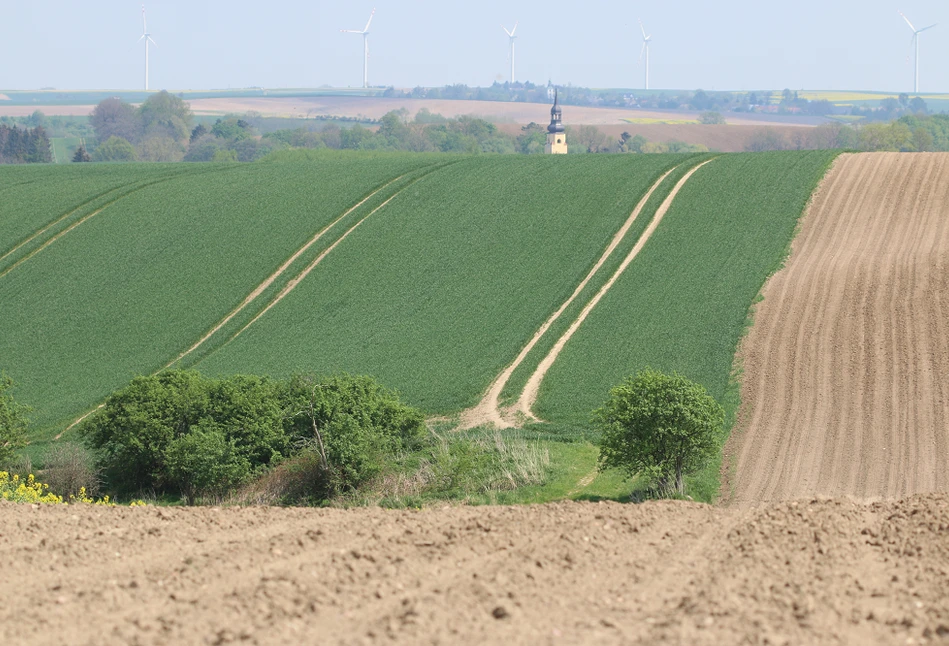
[2, 0, 948, 93]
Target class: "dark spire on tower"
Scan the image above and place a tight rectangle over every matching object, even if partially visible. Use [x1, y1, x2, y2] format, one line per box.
[548, 88, 564, 134]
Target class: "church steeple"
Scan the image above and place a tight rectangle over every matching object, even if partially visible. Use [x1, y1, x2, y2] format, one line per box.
[548, 89, 564, 134]
[545, 88, 568, 154]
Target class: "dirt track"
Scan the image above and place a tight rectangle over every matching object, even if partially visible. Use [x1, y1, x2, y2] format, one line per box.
[3, 495, 948, 645]
[730, 153, 949, 506]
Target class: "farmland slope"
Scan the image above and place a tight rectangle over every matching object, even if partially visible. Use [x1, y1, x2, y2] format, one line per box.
[534, 151, 838, 428]
[729, 152, 949, 505]
[196, 155, 687, 413]
[2, 494, 947, 645]
[0, 155, 439, 435]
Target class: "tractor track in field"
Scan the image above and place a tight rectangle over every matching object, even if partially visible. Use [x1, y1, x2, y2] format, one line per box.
[459, 159, 716, 431]
[0, 168, 227, 280]
[57, 165, 448, 439]
[195, 162, 453, 356]
[164, 174, 412, 369]
[728, 152, 949, 506]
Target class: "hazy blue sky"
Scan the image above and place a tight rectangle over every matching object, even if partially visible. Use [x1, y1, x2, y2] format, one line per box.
[2, 1, 947, 93]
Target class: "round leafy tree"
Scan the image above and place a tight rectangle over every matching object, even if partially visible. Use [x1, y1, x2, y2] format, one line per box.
[594, 368, 724, 497]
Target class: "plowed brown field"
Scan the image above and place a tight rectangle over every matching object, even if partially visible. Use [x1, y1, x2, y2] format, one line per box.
[730, 152, 949, 506]
[3, 495, 948, 645]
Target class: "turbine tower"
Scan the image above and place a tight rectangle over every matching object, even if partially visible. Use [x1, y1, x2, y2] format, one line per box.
[138, 5, 158, 91]
[900, 11, 937, 93]
[502, 22, 518, 84]
[639, 20, 652, 90]
[342, 9, 376, 89]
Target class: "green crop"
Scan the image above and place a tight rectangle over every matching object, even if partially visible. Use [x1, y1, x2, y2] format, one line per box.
[535, 151, 839, 428]
[0, 155, 438, 436]
[196, 154, 686, 413]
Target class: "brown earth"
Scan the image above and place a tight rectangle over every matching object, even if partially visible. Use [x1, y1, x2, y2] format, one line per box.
[728, 152, 949, 507]
[3, 495, 948, 645]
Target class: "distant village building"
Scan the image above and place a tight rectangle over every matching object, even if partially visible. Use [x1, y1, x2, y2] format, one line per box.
[545, 89, 568, 155]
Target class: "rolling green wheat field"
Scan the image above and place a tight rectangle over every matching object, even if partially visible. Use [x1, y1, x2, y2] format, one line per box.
[1, 150, 836, 498]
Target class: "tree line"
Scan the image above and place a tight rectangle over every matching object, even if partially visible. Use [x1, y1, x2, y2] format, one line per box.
[0, 125, 52, 164]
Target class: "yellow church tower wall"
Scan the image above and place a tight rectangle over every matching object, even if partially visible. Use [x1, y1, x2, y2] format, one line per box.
[545, 88, 568, 154]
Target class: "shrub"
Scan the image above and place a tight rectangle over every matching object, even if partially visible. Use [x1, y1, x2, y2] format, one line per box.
[594, 368, 724, 497]
[165, 423, 251, 504]
[0, 373, 30, 465]
[81, 371, 287, 495]
[0, 472, 62, 504]
[282, 374, 427, 495]
[42, 442, 100, 498]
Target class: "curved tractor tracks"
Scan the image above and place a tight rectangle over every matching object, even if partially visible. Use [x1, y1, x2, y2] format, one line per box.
[0, 167, 230, 280]
[459, 158, 716, 430]
[58, 163, 450, 437]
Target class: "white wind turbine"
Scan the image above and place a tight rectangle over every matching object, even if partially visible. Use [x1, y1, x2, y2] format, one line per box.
[900, 11, 937, 94]
[138, 5, 158, 91]
[502, 22, 518, 84]
[342, 9, 376, 89]
[639, 20, 652, 90]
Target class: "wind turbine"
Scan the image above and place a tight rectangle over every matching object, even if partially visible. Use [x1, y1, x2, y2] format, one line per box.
[138, 5, 158, 91]
[342, 9, 376, 89]
[900, 11, 936, 93]
[502, 22, 518, 84]
[639, 20, 652, 90]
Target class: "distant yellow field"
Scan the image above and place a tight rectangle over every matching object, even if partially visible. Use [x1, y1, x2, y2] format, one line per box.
[799, 91, 949, 102]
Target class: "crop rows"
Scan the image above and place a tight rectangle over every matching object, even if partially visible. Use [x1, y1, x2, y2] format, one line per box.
[196, 154, 686, 413]
[535, 151, 839, 430]
[0, 154, 438, 436]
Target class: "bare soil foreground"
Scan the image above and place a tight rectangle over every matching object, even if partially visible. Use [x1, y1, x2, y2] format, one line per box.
[730, 152, 949, 506]
[3, 496, 948, 645]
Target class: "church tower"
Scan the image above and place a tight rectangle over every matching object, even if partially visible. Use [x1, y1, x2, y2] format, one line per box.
[545, 89, 568, 155]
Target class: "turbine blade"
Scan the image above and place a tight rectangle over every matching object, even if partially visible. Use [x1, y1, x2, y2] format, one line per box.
[502, 24, 512, 36]
[148, 36, 158, 46]
[341, 29, 362, 33]
[639, 41, 646, 62]
[640, 19, 647, 39]
[900, 11, 917, 32]
[364, 8, 375, 33]
[511, 21, 517, 36]
[919, 23, 937, 32]
[138, 34, 146, 42]
[142, 4, 147, 32]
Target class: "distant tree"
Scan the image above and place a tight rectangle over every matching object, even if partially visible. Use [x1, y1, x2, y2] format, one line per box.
[0, 373, 31, 466]
[72, 144, 92, 162]
[91, 136, 137, 162]
[699, 111, 726, 125]
[90, 98, 142, 144]
[183, 134, 222, 162]
[746, 128, 789, 152]
[137, 134, 185, 162]
[910, 96, 928, 114]
[880, 97, 901, 114]
[913, 127, 934, 152]
[211, 117, 252, 141]
[594, 368, 724, 497]
[138, 90, 193, 143]
[28, 110, 47, 128]
[899, 93, 910, 108]
[212, 148, 238, 162]
[190, 123, 208, 143]
[25, 126, 52, 163]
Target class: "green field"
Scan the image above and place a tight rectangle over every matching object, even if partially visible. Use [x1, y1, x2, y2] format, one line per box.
[195, 154, 688, 412]
[0, 150, 838, 501]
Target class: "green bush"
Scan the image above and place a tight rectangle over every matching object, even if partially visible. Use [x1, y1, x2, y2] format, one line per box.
[165, 424, 251, 504]
[81, 370, 287, 496]
[594, 368, 724, 497]
[81, 370, 425, 502]
[0, 373, 30, 465]
[282, 374, 427, 494]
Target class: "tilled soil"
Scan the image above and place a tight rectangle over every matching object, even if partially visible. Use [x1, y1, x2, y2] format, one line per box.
[3, 495, 948, 645]
[729, 152, 949, 505]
